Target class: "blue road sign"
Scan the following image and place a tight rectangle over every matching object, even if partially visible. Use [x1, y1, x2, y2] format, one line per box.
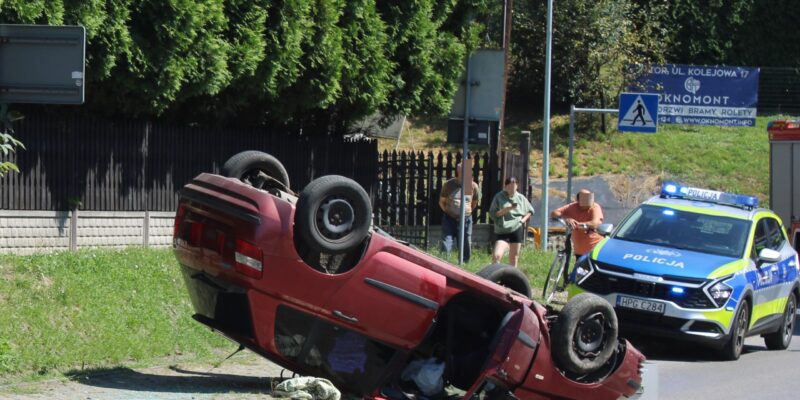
[635, 64, 759, 127]
[618, 93, 659, 133]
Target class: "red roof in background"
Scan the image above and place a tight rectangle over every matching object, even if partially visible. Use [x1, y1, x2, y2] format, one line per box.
[768, 120, 800, 141]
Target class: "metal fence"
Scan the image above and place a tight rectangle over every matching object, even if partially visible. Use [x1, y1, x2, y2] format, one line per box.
[1, 114, 378, 211]
[760, 67, 800, 115]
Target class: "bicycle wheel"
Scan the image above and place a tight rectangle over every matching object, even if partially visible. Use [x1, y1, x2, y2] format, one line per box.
[542, 252, 568, 303]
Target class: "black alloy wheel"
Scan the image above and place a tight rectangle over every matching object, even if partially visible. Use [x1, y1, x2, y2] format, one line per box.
[721, 301, 749, 360]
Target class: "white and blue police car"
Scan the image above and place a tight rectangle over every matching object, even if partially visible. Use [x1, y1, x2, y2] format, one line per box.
[568, 182, 799, 360]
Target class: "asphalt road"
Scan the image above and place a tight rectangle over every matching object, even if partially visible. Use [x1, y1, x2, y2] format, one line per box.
[633, 312, 800, 400]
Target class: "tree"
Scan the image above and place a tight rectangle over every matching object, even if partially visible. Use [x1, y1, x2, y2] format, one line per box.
[0, 123, 25, 177]
[509, 0, 667, 115]
[0, 1, 491, 132]
[660, 0, 752, 66]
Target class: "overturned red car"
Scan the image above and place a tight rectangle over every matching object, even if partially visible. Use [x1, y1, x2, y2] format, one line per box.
[173, 151, 646, 400]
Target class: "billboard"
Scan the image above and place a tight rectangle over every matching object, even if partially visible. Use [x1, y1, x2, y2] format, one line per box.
[635, 64, 759, 127]
[0, 24, 86, 105]
[450, 49, 504, 121]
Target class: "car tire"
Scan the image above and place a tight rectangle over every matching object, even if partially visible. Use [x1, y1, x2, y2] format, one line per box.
[295, 175, 371, 254]
[764, 292, 796, 350]
[222, 150, 290, 190]
[552, 293, 619, 375]
[477, 264, 532, 298]
[721, 300, 749, 360]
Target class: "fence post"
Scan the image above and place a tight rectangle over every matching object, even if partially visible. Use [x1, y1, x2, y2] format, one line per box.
[69, 207, 78, 251]
[520, 131, 531, 198]
[426, 153, 434, 251]
[143, 210, 150, 247]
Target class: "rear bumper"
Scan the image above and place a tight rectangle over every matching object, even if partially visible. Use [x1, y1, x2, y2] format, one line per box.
[180, 264, 255, 340]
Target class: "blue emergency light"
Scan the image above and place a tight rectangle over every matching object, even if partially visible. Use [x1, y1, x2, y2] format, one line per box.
[660, 181, 758, 210]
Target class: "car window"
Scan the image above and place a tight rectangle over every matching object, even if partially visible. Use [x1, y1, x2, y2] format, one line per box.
[274, 305, 397, 395]
[751, 220, 768, 260]
[765, 217, 786, 251]
[614, 205, 750, 258]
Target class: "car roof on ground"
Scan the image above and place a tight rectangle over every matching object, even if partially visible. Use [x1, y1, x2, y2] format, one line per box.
[642, 195, 771, 220]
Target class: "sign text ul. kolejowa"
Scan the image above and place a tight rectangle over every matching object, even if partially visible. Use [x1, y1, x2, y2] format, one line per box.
[633, 64, 759, 127]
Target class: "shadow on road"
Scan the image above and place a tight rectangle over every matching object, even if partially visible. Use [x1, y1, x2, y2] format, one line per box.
[64, 365, 279, 395]
[795, 313, 800, 336]
[624, 335, 717, 362]
[627, 315, 800, 362]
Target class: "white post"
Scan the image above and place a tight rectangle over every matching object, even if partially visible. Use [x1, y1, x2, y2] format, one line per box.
[541, 0, 554, 249]
[458, 54, 473, 265]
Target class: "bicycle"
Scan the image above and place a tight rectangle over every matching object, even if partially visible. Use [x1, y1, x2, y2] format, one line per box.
[542, 218, 573, 304]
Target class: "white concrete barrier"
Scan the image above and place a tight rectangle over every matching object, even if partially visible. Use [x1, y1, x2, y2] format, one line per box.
[0, 210, 175, 254]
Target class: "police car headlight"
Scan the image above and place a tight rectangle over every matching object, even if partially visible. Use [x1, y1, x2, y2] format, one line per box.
[708, 280, 733, 307]
[574, 256, 593, 284]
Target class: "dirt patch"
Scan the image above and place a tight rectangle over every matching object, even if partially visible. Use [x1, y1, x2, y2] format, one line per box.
[607, 174, 663, 207]
[530, 186, 568, 201]
[34, 276, 54, 291]
[0, 353, 285, 400]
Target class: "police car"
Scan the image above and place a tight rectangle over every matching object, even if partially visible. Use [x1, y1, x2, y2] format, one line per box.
[569, 182, 799, 360]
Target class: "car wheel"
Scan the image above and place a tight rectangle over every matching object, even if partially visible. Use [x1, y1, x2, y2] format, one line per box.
[222, 150, 290, 190]
[552, 293, 618, 375]
[477, 263, 532, 298]
[764, 292, 796, 350]
[721, 300, 749, 360]
[295, 175, 371, 254]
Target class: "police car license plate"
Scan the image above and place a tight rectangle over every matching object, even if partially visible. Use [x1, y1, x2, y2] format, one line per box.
[616, 295, 666, 314]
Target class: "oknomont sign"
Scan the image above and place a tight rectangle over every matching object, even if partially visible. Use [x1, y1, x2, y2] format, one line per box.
[634, 64, 759, 127]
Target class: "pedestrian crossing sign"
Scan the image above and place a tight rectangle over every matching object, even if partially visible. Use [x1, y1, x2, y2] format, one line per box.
[618, 93, 659, 133]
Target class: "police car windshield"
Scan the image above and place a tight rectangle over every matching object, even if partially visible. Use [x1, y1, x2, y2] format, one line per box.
[614, 205, 751, 258]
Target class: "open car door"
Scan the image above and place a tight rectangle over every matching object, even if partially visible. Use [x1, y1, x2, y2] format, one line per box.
[462, 305, 540, 399]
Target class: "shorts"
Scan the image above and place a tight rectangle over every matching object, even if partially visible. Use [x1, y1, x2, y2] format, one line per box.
[495, 226, 524, 244]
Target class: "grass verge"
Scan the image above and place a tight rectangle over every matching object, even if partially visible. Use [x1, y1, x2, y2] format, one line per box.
[430, 243, 556, 301]
[0, 248, 228, 381]
[380, 114, 800, 203]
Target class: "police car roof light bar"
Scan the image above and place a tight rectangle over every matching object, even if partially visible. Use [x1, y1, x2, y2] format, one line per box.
[660, 181, 758, 210]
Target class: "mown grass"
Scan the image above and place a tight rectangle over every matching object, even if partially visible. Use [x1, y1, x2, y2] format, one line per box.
[0, 248, 228, 381]
[556, 116, 786, 203]
[381, 114, 800, 203]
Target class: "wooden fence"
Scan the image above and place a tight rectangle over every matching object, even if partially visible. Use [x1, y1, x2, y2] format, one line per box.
[374, 150, 496, 226]
[373, 148, 529, 248]
[1, 114, 378, 211]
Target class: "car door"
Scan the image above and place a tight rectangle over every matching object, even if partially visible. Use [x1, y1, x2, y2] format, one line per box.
[462, 306, 540, 399]
[750, 219, 774, 316]
[324, 248, 447, 350]
[749, 217, 793, 323]
[764, 217, 796, 314]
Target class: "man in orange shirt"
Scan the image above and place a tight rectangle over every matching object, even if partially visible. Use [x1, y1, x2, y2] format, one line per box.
[550, 189, 604, 260]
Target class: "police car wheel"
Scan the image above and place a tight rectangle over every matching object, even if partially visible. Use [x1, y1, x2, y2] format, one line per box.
[721, 301, 749, 361]
[764, 292, 796, 350]
[552, 293, 618, 375]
